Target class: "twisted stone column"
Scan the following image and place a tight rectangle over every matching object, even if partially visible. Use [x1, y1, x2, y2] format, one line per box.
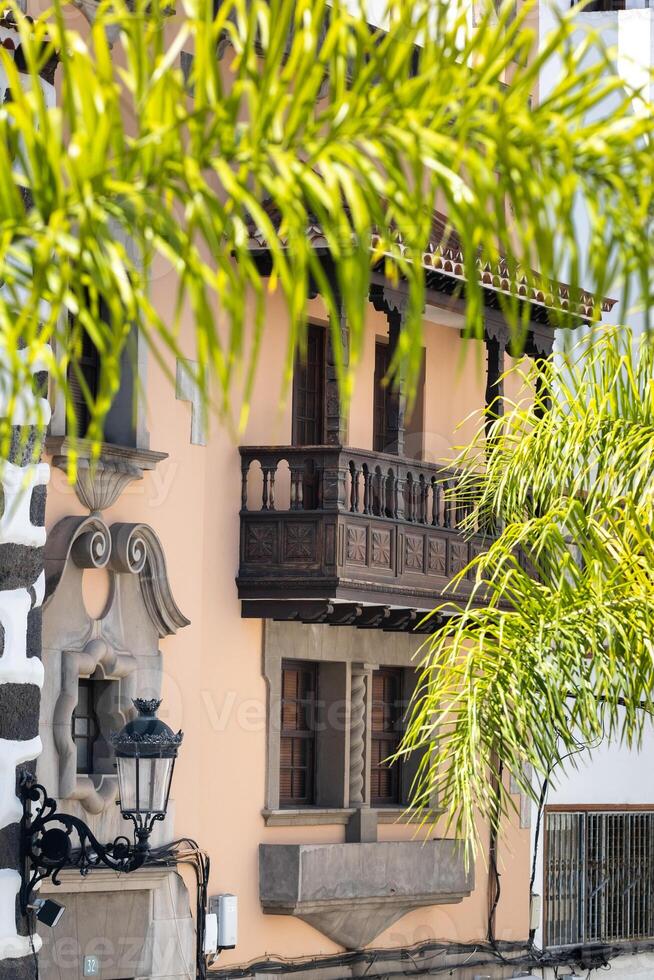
[346, 664, 378, 843]
[348, 666, 368, 806]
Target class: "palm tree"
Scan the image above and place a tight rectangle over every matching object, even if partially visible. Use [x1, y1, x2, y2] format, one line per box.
[401, 326, 654, 846]
[0, 0, 652, 447]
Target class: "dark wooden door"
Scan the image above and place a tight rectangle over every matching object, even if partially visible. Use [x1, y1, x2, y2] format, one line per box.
[373, 340, 391, 453]
[292, 323, 325, 446]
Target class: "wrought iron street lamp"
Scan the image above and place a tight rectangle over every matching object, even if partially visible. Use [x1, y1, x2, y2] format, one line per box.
[20, 698, 183, 910]
[112, 697, 183, 851]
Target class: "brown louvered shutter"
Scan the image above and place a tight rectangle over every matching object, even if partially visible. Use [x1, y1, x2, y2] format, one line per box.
[280, 662, 317, 806]
[67, 322, 100, 438]
[370, 667, 403, 805]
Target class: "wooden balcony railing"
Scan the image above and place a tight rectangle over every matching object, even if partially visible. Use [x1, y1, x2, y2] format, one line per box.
[237, 446, 489, 613]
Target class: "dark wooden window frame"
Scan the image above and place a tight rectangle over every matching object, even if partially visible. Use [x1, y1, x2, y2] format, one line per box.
[373, 339, 426, 458]
[71, 678, 101, 776]
[292, 322, 326, 447]
[67, 316, 100, 439]
[66, 309, 138, 448]
[370, 666, 406, 806]
[280, 660, 319, 807]
[373, 339, 391, 454]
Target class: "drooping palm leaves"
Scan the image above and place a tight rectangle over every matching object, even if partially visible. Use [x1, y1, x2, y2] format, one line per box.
[0, 0, 652, 464]
[401, 326, 654, 845]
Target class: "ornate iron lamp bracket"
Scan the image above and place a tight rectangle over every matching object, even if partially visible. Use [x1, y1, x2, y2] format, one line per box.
[20, 773, 148, 910]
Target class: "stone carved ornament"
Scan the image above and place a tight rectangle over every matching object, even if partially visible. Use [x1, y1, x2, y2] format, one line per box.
[45, 515, 189, 639]
[43, 515, 189, 814]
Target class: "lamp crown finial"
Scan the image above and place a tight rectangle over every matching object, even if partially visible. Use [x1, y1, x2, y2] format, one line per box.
[133, 697, 162, 717]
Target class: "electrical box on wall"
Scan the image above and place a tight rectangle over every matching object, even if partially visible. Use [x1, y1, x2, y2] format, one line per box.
[209, 893, 238, 950]
[203, 913, 218, 954]
[529, 893, 541, 932]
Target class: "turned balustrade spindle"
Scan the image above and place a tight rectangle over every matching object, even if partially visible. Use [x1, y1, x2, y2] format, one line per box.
[363, 467, 372, 515]
[430, 477, 438, 526]
[394, 473, 404, 520]
[444, 480, 454, 528]
[349, 461, 361, 513]
[241, 465, 249, 512]
[261, 462, 278, 511]
[290, 464, 304, 511]
[419, 476, 427, 524]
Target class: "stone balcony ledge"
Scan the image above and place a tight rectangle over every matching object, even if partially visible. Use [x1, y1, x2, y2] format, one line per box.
[259, 840, 473, 949]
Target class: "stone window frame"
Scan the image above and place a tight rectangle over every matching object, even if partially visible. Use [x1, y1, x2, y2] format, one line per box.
[53, 636, 138, 814]
[262, 619, 439, 827]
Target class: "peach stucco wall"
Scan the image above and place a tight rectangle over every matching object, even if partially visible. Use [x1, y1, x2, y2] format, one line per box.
[44, 288, 532, 966]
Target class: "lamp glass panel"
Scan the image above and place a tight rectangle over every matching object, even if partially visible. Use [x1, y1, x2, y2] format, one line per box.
[139, 757, 173, 813]
[117, 756, 173, 815]
[117, 757, 138, 812]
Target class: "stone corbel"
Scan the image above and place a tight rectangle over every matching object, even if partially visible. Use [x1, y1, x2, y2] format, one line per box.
[46, 436, 167, 514]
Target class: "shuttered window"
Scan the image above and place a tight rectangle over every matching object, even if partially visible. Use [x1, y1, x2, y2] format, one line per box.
[66, 307, 138, 446]
[370, 667, 404, 806]
[292, 324, 325, 446]
[280, 662, 318, 807]
[544, 809, 654, 946]
[373, 341, 391, 453]
[67, 324, 100, 438]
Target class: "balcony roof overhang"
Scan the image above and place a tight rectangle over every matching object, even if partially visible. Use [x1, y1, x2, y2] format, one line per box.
[246, 205, 617, 329]
[240, 598, 445, 633]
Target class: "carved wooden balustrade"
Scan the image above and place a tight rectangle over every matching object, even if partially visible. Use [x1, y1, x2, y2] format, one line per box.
[237, 446, 490, 612]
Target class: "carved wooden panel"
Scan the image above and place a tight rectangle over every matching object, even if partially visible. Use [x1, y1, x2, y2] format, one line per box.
[346, 525, 367, 565]
[245, 523, 277, 562]
[404, 533, 424, 572]
[449, 540, 469, 575]
[468, 542, 482, 579]
[283, 523, 316, 561]
[325, 523, 336, 566]
[428, 537, 446, 575]
[371, 529, 392, 569]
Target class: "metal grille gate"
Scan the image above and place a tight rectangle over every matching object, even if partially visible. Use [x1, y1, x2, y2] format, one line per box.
[545, 810, 654, 946]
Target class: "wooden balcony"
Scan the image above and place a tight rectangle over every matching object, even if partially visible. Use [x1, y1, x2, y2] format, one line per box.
[237, 446, 490, 627]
